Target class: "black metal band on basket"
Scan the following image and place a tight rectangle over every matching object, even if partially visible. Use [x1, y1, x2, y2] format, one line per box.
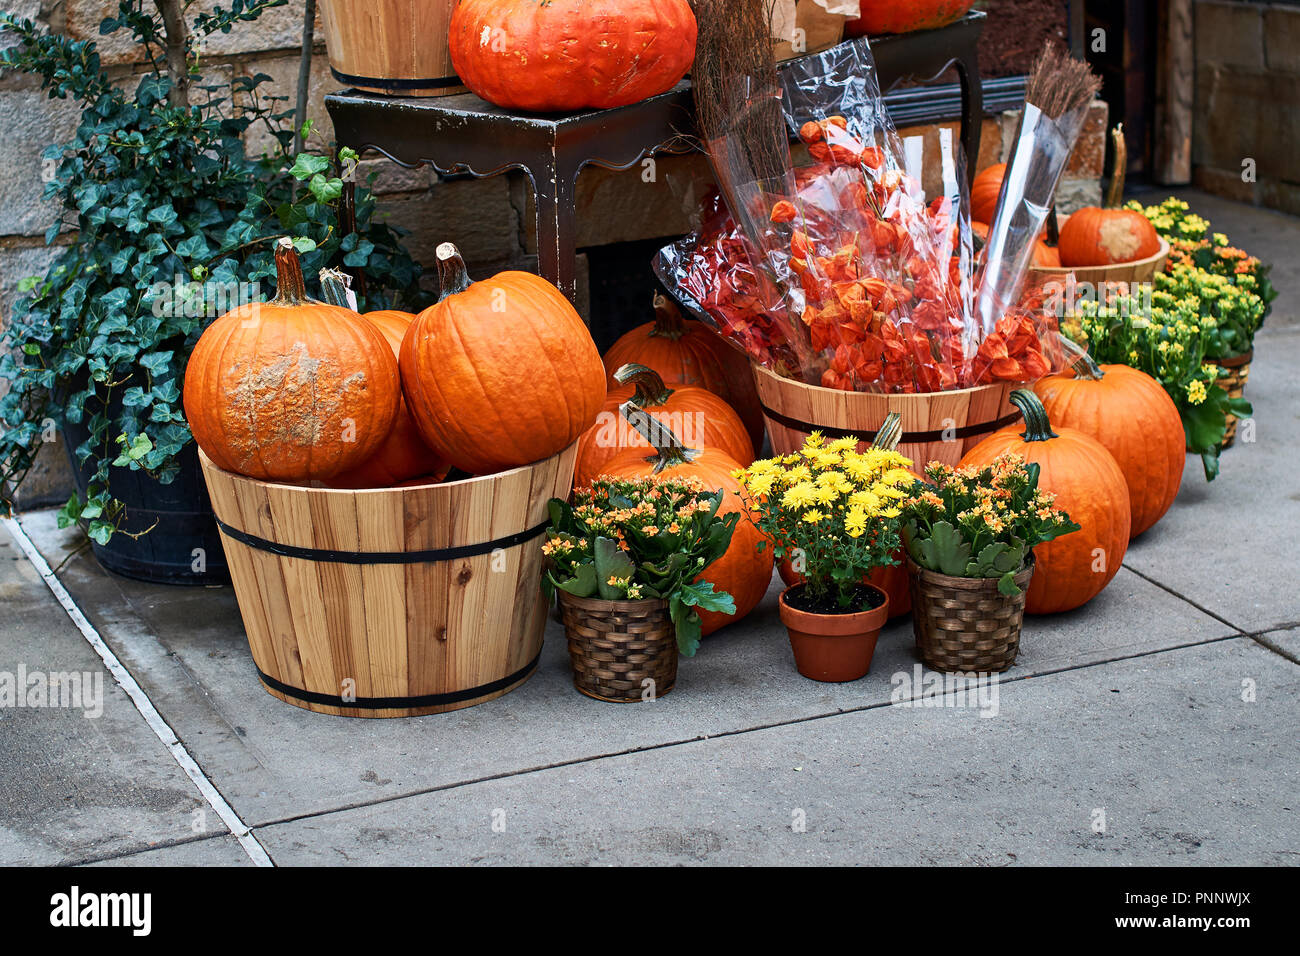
[256, 651, 541, 710]
[330, 67, 463, 91]
[213, 517, 550, 565]
[758, 404, 1023, 444]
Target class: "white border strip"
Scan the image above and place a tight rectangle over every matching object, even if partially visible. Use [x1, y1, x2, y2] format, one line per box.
[3, 515, 273, 867]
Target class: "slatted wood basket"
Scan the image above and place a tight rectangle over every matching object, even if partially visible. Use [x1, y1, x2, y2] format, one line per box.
[319, 0, 465, 97]
[198, 443, 577, 718]
[751, 364, 1020, 467]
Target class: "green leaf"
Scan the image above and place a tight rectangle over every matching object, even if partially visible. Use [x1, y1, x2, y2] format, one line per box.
[997, 570, 1022, 596]
[668, 595, 703, 658]
[554, 563, 597, 598]
[289, 153, 330, 180]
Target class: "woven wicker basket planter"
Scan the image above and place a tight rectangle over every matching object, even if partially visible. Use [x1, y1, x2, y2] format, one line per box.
[558, 593, 677, 703]
[1208, 349, 1252, 448]
[907, 555, 1035, 673]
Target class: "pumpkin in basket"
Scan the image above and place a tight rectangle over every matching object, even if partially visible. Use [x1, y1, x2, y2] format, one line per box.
[1033, 354, 1183, 539]
[970, 162, 1006, 225]
[1058, 126, 1161, 267]
[183, 238, 400, 482]
[973, 220, 1061, 267]
[317, 270, 449, 489]
[604, 408, 772, 636]
[574, 363, 754, 490]
[400, 243, 606, 476]
[604, 293, 766, 450]
[448, 0, 697, 113]
[960, 389, 1130, 614]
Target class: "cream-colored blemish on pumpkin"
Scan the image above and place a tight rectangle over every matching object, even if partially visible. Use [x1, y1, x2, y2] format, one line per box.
[1098, 218, 1141, 261]
[227, 343, 353, 459]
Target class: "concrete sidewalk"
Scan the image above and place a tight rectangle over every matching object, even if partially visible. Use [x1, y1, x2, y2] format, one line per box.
[2, 190, 1298, 866]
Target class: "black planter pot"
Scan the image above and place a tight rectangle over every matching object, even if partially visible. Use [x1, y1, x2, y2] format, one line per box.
[60, 415, 229, 588]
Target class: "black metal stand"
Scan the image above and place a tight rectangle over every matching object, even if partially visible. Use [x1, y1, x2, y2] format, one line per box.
[325, 12, 988, 305]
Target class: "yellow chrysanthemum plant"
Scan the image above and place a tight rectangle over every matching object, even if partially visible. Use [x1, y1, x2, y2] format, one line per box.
[734, 431, 915, 612]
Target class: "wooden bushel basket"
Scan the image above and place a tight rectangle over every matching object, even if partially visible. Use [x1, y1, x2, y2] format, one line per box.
[198, 443, 577, 718]
[319, 0, 466, 97]
[751, 364, 1020, 467]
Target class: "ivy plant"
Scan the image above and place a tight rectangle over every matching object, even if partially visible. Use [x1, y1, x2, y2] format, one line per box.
[0, 2, 427, 544]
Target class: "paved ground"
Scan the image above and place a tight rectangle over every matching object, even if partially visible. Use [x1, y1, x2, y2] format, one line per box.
[2, 190, 1298, 866]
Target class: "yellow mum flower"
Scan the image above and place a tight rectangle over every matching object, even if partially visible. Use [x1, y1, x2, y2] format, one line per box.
[802, 510, 826, 524]
[782, 482, 817, 509]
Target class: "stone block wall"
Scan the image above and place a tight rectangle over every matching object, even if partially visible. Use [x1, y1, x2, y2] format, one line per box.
[1193, 0, 1300, 215]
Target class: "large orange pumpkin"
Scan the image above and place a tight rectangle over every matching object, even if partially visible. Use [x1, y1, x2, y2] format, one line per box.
[603, 293, 765, 450]
[317, 271, 449, 489]
[183, 238, 400, 482]
[960, 389, 1130, 614]
[448, 0, 697, 113]
[845, 0, 975, 36]
[970, 162, 1006, 226]
[400, 243, 606, 476]
[1058, 126, 1162, 267]
[604, 414, 772, 636]
[574, 363, 754, 490]
[1033, 354, 1183, 539]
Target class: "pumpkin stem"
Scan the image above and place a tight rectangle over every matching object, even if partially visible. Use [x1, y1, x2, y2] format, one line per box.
[1104, 124, 1128, 210]
[435, 242, 474, 301]
[1010, 388, 1058, 442]
[272, 237, 312, 306]
[1071, 351, 1106, 381]
[618, 399, 699, 473]
[870, 412, 902, 451]
[317, 268, 353, 309]
[650, 292, 688, 340]
[613, 362, 675, 408]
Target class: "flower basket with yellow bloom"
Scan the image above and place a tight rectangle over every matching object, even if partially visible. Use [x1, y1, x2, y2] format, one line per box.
[543, 476, 738, 702]
[733, 431, 916, 682]
[900, 454, 1079, 673]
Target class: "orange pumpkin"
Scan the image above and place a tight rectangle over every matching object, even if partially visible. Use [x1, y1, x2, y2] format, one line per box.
[574, 363, 754, 490]
[317, 272, 448, 489]
[970, 163, 1006, 226]
[1033, 354, 1183, 539]
[604, 414, 772, 636]
[448, 0, 697, 113]
[400, 243, 606, 476]
[960, 389, 1130, 614]
[845, 0, 975, 37]
[604, 293, 765, 450]
[1058, 126, 1162, 267]
[972, 219, 1060, 266]
[183, 238, 400, 482]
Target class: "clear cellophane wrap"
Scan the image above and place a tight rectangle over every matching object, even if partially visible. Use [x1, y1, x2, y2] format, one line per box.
[656, 39, 1077, 393]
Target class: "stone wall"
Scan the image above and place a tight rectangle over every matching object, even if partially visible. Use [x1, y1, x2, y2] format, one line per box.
[1193, 0, 1300, 215]
[0, 1, 1106, 509]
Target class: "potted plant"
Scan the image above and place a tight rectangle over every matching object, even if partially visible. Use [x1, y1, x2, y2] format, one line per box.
[900, 454, 1080, 673]
[543, 475, 738, 702]
[733, 432, 916, 682]
[0, 5, 422, 583]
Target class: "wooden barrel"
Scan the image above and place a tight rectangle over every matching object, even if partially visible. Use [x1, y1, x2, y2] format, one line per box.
[751, 364, 1020, 468]
[198, 443, 577, 718]
[319, 0, 465, 97]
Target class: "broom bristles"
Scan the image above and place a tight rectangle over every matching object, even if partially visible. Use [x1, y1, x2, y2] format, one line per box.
[1025, 42, 1101, 119]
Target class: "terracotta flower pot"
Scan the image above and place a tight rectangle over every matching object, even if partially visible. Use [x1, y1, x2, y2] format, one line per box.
[778, 584, 889, 682]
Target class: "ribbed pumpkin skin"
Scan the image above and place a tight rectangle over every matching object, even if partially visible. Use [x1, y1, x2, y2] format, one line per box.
[845, 0, 974, 36]
[1033, 365, 1183, 538]
[328, 311, 448, 489]
[183, 252, 400, 482]
[400, 269, 606, 476]
[603, 304, 766, 450]
[605, 447, 773, 636]
[960, 423, 1131, 615]
[970, 162, 1005, 225]
[1058, 208, 1162, 266]
[574, 382, 754, 490]
[448, 0, 697, 113]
